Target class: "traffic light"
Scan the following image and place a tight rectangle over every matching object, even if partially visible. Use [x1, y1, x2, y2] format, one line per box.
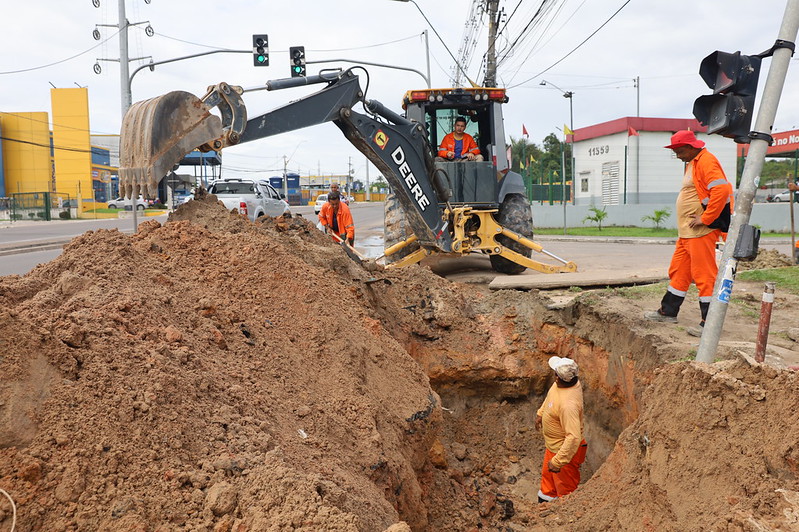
[252, 34, 269, 67]
[693, 51, 762, 143]
[289, 46, 306, 77]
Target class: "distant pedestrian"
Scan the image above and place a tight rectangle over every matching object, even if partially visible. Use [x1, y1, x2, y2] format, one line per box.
[318, 190, 355, 245]
[536, 356, 587, 502]
[644, 130, 734, 337]
[330, 182, 349, 204]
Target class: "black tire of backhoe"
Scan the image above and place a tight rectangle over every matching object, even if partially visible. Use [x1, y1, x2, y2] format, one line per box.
[383, 191, 421, 265]
[489, 193, 534, 275]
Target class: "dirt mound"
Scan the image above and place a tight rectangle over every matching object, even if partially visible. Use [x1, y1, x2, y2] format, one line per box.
[533, 357, 799, 531]
[0, 196, 443, 531]
[738, 247, 794, 270]
[2, 194, 799, 531]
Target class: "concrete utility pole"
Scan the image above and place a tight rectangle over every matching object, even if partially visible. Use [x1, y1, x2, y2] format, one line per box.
[117, 0, 139, 228]
[118, 0, 131, 116]
[696, 0, 799, 363]
[485, 0, 499, 87]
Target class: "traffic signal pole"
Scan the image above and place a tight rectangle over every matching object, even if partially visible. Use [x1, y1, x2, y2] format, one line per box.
[696, 0, 799, 363]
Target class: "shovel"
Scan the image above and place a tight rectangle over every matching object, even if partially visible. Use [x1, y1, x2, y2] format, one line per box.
[330, 232, 368, 265]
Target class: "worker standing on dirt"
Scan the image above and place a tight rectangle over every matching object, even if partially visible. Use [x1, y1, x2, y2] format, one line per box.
[318, 191, 355, 245]
[437, 116, 484, 161]
[644, 130, 734, 337]
[535, 356, 587, 503]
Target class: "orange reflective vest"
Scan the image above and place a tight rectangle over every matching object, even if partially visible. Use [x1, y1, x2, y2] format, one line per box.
[437, 132, 480, 159]
[690, 149, 734, 230]
[318, 201, 355, 240]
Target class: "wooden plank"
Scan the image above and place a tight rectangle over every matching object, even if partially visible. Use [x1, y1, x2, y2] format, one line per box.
[489, 273, 667, 291]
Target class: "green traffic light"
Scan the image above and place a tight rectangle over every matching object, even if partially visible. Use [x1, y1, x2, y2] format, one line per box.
[293, 66, 302, 73]
[258, 55, 267, 63]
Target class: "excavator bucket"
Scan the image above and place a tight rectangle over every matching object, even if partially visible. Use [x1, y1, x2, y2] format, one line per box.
[119, 91, 222, 198]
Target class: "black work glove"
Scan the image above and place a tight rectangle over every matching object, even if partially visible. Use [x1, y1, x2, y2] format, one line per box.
[347, 237, 354, 246]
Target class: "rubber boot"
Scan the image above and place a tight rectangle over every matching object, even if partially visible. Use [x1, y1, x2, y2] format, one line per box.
[660, 291, 685, 318]
[699, 301, 710, 324]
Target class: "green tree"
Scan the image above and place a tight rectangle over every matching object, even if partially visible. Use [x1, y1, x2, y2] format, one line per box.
[583, 205, 608, 231]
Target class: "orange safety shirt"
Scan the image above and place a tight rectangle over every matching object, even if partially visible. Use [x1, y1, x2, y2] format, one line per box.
[690, 149, 734, 228]
[318, 201, 355, 240]
[536, 380, 584, 469]
[437, 132, 480, 159]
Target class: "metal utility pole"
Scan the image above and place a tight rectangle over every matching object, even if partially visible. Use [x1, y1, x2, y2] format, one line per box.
[347, 156, 353, 197]
[696, 0, 799, 363]
[365, 157, 371, 201]
[423, 30, 431, 89]
[485, 0, 499, 87]
[283, 155, 289, 200]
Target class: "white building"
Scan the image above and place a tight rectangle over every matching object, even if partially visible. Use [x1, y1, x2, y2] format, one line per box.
[572, 117, 738, 206]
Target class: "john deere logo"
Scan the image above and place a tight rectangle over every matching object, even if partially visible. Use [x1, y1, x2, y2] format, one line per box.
[374, 130, 389, 150]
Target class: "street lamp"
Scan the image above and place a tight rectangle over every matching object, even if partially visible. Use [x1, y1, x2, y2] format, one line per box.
[541, 80, 575, 236]
[540, 80, 574, 134]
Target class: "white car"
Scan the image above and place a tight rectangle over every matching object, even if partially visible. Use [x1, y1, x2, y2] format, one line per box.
[107, 196, 147, 210]
[314, 194, 328, 214]
[207, 178, 288, 221]
[770, 189, 798, 202]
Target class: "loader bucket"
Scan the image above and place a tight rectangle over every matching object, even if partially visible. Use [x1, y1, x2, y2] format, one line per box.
[119, 91, 223, 198]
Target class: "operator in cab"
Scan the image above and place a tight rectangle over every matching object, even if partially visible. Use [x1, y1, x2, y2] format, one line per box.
[318, 191, 355, 245]
[437, 116, 484, 162]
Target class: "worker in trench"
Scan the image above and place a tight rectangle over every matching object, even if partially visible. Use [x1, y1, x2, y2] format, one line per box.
[535, 356, 588, 503]
[644, 130, 734, 336]
[318, 190, 355, 245]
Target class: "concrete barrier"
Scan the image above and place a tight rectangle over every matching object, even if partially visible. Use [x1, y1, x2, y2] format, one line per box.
[530, 202, 799, 233]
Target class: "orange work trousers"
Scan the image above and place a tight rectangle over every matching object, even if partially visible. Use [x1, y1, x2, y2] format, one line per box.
[668, 230, 722, 299]
[539, 440, 587, 500]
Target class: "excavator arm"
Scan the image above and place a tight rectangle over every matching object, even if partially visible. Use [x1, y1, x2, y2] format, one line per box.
[119, 69, 452, 251]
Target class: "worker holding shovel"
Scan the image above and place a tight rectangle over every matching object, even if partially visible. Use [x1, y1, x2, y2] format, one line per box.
[318, 190, 355, 246]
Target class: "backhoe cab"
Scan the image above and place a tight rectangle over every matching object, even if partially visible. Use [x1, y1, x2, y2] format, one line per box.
[117, 69, 576, 275]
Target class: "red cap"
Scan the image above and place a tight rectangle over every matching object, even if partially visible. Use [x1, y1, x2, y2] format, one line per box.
[665, 130, 705, 149]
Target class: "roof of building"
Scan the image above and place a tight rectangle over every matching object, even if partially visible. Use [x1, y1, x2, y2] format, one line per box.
[574, 117, 707, 142]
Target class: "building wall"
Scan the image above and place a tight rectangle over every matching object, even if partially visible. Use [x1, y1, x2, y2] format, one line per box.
[573, 131, 738, 206]
[0, 112, 52, 195]
[51, 88, 92, 212]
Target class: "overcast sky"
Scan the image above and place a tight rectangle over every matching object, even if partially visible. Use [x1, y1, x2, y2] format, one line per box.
[2, 0, 798, 183]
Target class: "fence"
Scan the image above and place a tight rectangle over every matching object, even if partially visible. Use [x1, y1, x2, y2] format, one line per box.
[9, 192, 72, 222]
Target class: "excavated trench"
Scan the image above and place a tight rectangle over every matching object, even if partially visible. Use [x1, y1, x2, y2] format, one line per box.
[401, 293, 658, 530]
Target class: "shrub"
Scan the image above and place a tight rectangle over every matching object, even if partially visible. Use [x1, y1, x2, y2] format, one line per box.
[641, 207, 672, 229]
[582, 205, 608, 230]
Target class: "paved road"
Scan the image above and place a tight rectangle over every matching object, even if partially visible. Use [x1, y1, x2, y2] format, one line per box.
[1, 203, 794, 279]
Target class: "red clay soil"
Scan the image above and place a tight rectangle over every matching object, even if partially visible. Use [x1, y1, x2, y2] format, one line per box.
[1, 194, 798, 531]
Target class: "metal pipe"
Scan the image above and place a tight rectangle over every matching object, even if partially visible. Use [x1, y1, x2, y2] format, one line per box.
[754, 282, 776, 363]
[306, 58, 429, 87]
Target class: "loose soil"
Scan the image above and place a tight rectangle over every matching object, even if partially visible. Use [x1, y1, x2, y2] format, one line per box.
[1, 194, 798, 531]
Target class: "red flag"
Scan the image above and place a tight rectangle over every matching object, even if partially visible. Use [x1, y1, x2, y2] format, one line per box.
[522, 124, 529, 138]
[628, 126, 639, 137]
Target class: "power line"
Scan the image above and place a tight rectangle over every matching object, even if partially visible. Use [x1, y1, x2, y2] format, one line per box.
[0, 29, 122, 75]
[0, 135, 99, 155]
[136, 26, 422, 54]
[0, 111, 119, 137]
[508, 0, 633, 89]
